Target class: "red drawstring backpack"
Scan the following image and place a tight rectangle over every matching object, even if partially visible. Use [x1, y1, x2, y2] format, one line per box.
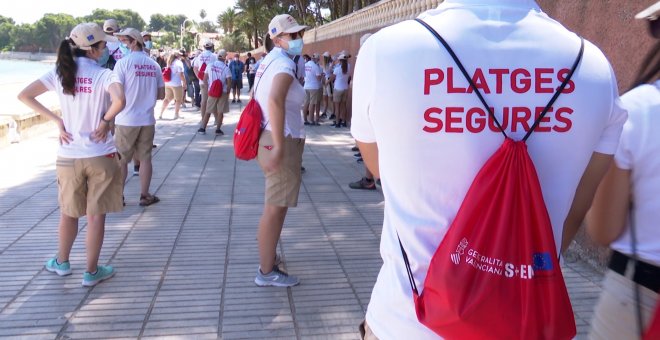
[208, 66, 224, 98]
[397, 19, 584, 339]
[234, 60, 274, 160]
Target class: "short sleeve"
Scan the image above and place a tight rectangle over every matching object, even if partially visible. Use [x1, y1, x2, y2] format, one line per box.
[113, 59, 126, 84]
[614, 120, 633, 170]
[155, 61, 165, 87]
[101, 69, 120, 92]
[350, 36, 377, 143]
[39, 68, 58, 91]
[274, 58, 295, 78]
[593, 65, 627, 155]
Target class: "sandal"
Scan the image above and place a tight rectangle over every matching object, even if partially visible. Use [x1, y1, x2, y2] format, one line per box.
[139, 194, 160, 206]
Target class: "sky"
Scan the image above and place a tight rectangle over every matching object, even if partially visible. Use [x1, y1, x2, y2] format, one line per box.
[3, 0, 237, 25]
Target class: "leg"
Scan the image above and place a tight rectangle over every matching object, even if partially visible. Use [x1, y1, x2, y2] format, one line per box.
[57, 213, 79, 263]
[139, 159, 153, 197]
[257, 204, 288, 271]
[85, 214, 106, 273]
[216, 112, 224, 130]
[159, 99, 171, 118]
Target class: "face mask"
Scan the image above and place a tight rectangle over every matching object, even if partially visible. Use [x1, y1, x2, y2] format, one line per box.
[144, 41, 153, 49]
[97, 47, 110, 66]
[286, 38, 303, 56]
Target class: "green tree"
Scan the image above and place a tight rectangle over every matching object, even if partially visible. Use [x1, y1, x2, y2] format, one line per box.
[34, 13, 77, 52]
[83, 9, 146, 31]
[0, 16, 15, 50]
[10, 23, 36, 52]
[221, 30, 249, 52]
[218, 7, 237, 34]
[235, 0, 277, 49]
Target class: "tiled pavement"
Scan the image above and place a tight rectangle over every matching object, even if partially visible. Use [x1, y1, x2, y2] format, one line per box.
[0, 101, 604, 339]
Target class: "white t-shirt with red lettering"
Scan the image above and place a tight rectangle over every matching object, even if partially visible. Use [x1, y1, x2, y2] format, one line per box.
[333, 63, 351, 91]
[610, 80, 660, 266]
[114, 51, 165, 126]
[40, 57, 121, 158]
[253, 47, 305, 139]
[303, 60, 322, 89]
[205, 60, 231, 93]
[193, 50, 217, 85]
[350, 1, 627, 339]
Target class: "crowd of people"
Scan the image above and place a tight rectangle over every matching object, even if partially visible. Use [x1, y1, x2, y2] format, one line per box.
[14, 1, 660, 339]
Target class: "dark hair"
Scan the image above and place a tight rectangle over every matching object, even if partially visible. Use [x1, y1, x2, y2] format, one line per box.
[303, 54, 311, 62]
[126, 36, 143, 50]
[264, 33, 274, 52]
[341, 59, 348, 74]
[629, 41, 660, 91]
[247, 52, 252, 56]
[56, 39, 103, 96]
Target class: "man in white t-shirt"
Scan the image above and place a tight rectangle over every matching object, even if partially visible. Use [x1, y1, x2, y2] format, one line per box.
[103, 19, 128, 68]
[114, 28, 165, 207]
[193, 40, 217, 133]
[351, 1, 627, 339]
[201, 49, 232, 135]
[303, 53, 323, 125]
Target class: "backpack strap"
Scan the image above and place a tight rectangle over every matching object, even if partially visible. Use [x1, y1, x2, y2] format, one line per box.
[414, 18, 584, 141]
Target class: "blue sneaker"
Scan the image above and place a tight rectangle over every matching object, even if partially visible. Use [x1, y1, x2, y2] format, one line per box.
[45, 257, 72, 276]
[82, 265, 115, 287]
[255, 266, 299, 287]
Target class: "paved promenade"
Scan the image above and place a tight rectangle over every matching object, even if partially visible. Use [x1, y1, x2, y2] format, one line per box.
[0, 100, 604, 339]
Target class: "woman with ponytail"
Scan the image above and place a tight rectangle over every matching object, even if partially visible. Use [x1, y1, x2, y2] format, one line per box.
[17, 23, 125, 287]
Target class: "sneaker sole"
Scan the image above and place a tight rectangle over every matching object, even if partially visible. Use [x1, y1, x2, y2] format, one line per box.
[82, 270, 116, 287]
[45, 267, 72, 276]
[254, 277, 300, 287]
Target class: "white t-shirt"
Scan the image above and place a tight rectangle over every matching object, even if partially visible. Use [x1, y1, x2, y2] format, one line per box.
[40, 57, 120, 158]
[205, 60, 231, 93]
[165, 59, 184, 88]
[107, 41, 126, 62]
[333, 64, 351, 91]
[350, 1, 627, 339]
[254, 47, 305, 139]
[114, 51, 165, 126]
[610, 80, 660, 266]
[303, 60, 323, 89]
[193, 50, 217, 85]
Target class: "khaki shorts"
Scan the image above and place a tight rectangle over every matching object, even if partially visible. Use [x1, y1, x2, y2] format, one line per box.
[333, 89, 347, 103]
[304, 89, 322, 108]
[206, 91, 230, 114]
[200, 82, 208, 97]
[257, 130, 305, 207]
[56, 154, 123, 218]
[323, 83, 332, 97]
[114, 125, 155, 163]
[164, 86, 183, 102]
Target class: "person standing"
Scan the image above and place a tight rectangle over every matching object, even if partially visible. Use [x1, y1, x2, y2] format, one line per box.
[303, 52, 323, 125]
[253, 14, 308, 287]
[141, 31, 153, 54]
[229, 54, 245, 103]
[17, 23, 126, 287]
[351, 1, 627, 338]
[193, 40, 217, 133]
[159, 52, 186, 120]
[102, 19, 126, 70]
[200, 49, 232, 135]
[586, 3, 660, 339]
[113, 28, 165, 207]
[245, 52, 257, 91]
[330, 53, 350, 127]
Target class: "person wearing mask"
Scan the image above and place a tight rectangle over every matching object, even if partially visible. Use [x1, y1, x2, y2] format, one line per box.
[303, 52, 323, 125]
[113, 28, 165, 207]
[159, 52, 186, 120]
[141, 31, 153, 54]
[586, 3, 660, 339]
[17, 23, 126, 287]
[351, 0, 628, 338]
[330, 53, 351, 128]
[245, 52, 257, 91]
[253, 14, 307, 287]
[102, 19, 127, 70]
[193, 40, 217, 134]
[200, 49, 232, 135]
[321, 51, 333, 119]
[229, 53, 245, 103]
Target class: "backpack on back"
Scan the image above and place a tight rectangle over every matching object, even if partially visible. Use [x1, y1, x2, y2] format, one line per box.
[208, 66, 224, 98]
[397, 19, 584, 340]
[162, 66, 172, 82]
[197, 62, 207, 80]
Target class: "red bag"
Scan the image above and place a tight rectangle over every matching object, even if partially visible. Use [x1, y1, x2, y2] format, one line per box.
[398, 19, 584, 339]
[644, 302, 660, 340]
[197, 62, 207, 80]
[209, 79, 223, 98]
[162, 67, 171, 82]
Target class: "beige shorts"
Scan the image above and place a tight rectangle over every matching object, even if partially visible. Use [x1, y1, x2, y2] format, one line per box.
[206, 92, 230, 114]
[200, 82, 208, 97]
[323, 83, 332, 97]
[257, 130, 305, 207]
[114, 125, 155, 163]
[56, 154, 123, 218]
[304, 89, 322, 108]
[164, 86, 183, 102]
[333, 89, 347, 103]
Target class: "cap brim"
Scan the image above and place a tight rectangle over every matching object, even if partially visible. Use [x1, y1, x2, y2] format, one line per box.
[283, 24, 308, 34]
[635, 3, 660, 20]
[103, 34, 118, 42]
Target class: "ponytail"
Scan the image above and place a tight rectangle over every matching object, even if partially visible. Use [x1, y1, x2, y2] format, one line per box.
[629, 41, 660, 91]
[264, 33, 274, 53]
[56, 39, 78, 96]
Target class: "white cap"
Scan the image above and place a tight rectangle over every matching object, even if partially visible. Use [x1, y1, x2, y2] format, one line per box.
[635, 1, 660, 20]
[322, 51, 330, 57]
[115, 27, 143, 44]
[141, 31, 151, 37]
[203, 39, 214, 48]
[217, 49, 227, 57]
[69, 23, 117, 50]
[103, 19, 119, 33]
[268, 14, 308, 39]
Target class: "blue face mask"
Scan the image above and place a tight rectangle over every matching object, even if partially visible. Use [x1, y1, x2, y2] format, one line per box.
[119, 43, 130, 56]
[97, 47, 110, 66]
[144, 41, 153, 49]
[286, 38, 303, 56]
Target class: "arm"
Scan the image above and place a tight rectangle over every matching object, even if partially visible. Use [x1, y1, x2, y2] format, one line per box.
[263, 72, 294, 173]
[157, 86, 165, 100]
[17, 80, 72, 144]
[585, 163, 631, 246]
[560, 152, 613, 253]
[179, 71, 186, 88]
[91, 82, 126, 143]
[357, 141, 379, 179]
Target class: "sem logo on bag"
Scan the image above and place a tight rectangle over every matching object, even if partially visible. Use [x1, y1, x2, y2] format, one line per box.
[451, 238, 469, 265]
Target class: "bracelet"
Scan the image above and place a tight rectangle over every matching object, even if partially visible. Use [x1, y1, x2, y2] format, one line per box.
[101, 116, 111, 124]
